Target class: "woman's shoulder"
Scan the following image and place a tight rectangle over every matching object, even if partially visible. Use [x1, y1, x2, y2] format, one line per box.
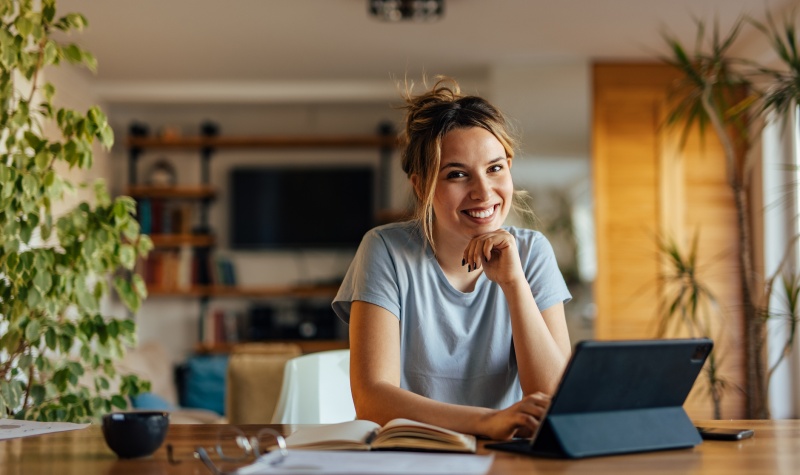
[504, 226, 547, 243]
[366, 220, 420, 240]
[504, 226, 555, 257]
[359, 220, 424, 251]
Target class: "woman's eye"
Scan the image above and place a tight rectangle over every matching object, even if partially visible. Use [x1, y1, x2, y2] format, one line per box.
[488, 164, 503, 173]
[446, 171, 467, 179]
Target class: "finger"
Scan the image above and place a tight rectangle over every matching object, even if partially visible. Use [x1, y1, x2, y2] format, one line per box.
[514, 413, 541, 432]
[530, 393, 552, 407]
[462, 240, 476, 270]
[522, 392, 550, 403]
[482, 238, 494, 262]
[467, 238, 483, 271]
[518, 398, 549, 417]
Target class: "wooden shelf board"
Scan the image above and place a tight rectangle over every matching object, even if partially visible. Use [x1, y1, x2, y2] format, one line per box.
[195, 339, 349, 355]
[145, 287, 208, 297]
[127, 135, 399, 150]
[209, 284, 340, 298]
[149, 234, 215, 247]
[126, 185, 216, 199]
[146, 284, 339, 298]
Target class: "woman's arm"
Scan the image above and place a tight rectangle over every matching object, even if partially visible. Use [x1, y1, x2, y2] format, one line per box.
[464, 230, 571, 395]
[349, 300, 549, 440]
[504, 289, 571, 395]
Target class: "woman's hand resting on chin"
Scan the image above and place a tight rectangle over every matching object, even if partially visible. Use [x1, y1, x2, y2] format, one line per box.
[462, 229, 525, 286]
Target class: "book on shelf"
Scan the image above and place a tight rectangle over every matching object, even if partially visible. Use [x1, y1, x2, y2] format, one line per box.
[212, 255, 237, 286]
[138, 199, 152, 234]
[201, 307, 245, 346]
[139, 246, 205, 290]
[176, 245, 193, 289]
[136, 198, 194, 235]
[281, 418, 476, 453]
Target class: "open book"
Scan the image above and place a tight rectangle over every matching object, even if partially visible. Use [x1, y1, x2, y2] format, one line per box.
[282, 418, 477, 453]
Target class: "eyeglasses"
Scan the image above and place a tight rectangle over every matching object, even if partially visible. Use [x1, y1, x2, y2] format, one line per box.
[167, 427, 288, 475]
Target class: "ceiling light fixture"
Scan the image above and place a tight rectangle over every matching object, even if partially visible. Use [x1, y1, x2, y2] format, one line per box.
[368, 0, 445, 22]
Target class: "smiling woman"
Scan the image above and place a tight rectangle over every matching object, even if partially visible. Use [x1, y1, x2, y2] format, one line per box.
[331, 77, 573, 441]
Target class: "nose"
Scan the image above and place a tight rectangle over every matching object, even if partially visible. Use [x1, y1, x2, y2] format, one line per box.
[470, 175, 491, 201]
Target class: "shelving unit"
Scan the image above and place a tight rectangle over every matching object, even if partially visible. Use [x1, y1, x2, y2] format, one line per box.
[146, 283, 340, 298]
[126, 121, 399, 353]
[195, 339, 348, 355]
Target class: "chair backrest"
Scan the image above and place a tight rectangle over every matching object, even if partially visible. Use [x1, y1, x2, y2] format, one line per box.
[270, 349, 356, 424]
[226, 343, 303, 424]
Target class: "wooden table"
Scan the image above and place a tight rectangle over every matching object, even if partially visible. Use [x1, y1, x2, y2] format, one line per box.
[1, 420, 798, 474]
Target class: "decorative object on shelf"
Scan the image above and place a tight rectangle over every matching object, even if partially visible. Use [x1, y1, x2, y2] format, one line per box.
[157, 124, 182, 141]
[0, 1, 151, 422]
[368, 0, 444, 22]
[145, 158, 177, 187]
[200, 120, 220, 138]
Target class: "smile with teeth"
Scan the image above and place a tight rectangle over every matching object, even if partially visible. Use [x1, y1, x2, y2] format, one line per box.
[465, 205, 496, 219]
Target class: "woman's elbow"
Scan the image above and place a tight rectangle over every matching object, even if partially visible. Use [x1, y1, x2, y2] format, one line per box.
[351, 383, 392, 424]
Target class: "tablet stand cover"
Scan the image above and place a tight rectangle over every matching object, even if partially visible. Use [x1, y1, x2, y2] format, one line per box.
[487, 338, 711, 458]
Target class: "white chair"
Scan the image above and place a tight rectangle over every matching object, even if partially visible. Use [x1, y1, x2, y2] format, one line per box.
[270, 349, 356, 424]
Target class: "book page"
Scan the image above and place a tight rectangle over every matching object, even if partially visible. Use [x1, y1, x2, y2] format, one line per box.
[283, 420, 381, 450]
[372, 418, 476, 452]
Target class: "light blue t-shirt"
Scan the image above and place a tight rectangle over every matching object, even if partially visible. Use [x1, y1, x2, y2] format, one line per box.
[332, 221, 571, 410]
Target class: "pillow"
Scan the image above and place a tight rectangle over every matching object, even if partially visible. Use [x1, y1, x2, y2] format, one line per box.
[182, 355, 228, 415]
[131, 392, 176, 411]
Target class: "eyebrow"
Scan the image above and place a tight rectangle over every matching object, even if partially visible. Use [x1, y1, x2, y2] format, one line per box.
[439, 156, 506, 172]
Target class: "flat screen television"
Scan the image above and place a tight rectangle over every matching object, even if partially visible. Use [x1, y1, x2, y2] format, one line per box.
[229, 166, 375, 249]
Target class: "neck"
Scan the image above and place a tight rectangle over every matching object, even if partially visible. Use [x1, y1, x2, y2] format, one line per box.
[431, 226, 468, 271]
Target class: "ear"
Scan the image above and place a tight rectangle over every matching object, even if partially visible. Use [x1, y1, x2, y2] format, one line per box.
[507, 158, 513, 169]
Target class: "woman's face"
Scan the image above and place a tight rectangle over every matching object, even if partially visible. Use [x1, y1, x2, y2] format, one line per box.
[430, 126, 513, 246]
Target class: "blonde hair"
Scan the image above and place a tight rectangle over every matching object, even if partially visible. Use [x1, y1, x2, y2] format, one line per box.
[399, 76, 530, 252]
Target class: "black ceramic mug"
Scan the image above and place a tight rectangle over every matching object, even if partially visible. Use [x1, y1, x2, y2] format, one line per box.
[102, 411, 170, 458]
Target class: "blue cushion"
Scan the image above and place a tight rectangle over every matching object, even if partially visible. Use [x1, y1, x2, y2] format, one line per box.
[130, 392, 176, 411]
[183, 355, 228, 415]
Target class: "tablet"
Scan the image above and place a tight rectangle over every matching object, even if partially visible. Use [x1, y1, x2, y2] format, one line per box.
[486, 338, 712, 458]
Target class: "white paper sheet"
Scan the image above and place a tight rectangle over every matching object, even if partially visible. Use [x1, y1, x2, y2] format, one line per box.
[235, 450, 494, 475]
[0, 418, 90, 440]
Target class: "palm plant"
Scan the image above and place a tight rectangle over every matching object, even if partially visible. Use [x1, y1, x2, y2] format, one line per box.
[661, 11, 800, 418]
[656, 234, 734, 419]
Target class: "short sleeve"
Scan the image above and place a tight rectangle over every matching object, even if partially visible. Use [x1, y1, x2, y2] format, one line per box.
[516, 229, 572, 311]
[332, 228, 402, 323]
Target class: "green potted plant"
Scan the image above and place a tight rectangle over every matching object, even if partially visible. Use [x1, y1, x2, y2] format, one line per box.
[661, 11, 800, 418]
[0, 0, 152, 421]
[655, 234, 735, 419]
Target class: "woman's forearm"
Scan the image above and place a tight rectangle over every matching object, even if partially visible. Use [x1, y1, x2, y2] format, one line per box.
[352, 379, 494, 436]
[500, 279, 570, 395]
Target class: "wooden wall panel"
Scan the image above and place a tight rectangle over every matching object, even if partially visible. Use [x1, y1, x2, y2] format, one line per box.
[592, 63, 745, 419]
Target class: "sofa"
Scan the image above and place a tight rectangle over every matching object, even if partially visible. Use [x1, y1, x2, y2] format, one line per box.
[116, 341, 225, 424]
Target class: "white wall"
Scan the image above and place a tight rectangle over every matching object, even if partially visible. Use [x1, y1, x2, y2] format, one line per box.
[43, 65, 137, 326]
[45, 64, 111, 218]
[762, 113, 800, 419]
